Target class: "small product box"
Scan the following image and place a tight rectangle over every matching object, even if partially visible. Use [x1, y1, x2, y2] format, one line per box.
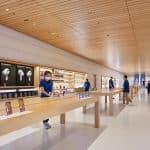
[18, 98, 25, 112]
[5, 101, 13, 115]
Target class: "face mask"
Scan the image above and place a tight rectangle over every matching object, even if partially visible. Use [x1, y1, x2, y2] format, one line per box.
[45, 77, 51, 81]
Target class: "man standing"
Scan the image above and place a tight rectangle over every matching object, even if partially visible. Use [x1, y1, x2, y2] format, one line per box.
[109, 77, 114, 90]
[39, 71, 53, 129]
[84, 79, 91, 92]
[146, 81, 150, 95]
[123, 75, 132, 104]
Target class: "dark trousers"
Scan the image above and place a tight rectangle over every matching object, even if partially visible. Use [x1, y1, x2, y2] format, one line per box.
[85, 88, 89, 92]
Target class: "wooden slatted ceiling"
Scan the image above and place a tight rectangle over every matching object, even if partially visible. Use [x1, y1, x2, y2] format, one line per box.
[0, 0, 149, 73]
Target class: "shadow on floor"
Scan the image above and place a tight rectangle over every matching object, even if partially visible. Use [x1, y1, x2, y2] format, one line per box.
[1, 124, 106, 150]
[86, 102, 125, 117]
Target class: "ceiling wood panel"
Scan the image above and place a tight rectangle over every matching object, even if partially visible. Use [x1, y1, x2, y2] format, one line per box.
[0, 0, 150, 73]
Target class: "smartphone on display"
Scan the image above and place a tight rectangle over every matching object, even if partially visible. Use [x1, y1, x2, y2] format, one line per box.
[18, 98, 25, 112]
[5, 101, 13, 115]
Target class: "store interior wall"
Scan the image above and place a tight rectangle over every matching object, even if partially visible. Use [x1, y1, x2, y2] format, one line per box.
[0, 25, 123, 88]
[128, 75, 150, 87]
[128, 76, 134, 86]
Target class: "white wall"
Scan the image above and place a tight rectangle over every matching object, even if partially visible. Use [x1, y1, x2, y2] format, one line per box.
[0, 25, 123, 88]
[128, 76, 134, 86]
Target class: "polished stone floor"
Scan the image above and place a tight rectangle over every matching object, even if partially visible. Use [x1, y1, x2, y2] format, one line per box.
[89, 88, 150, 150]
[0, 95, 125, 150]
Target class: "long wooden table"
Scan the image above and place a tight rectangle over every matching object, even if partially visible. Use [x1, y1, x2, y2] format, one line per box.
[86, 89, 123, 115]
[130, 85, 139, 99]
[0, 95, 100, 136]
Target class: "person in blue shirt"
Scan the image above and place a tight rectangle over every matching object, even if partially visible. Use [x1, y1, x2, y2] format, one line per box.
[146, 81, 150, 95]
[84, 79, 91, 91]
[109, 77, 114, 90]
[123, 75, 132, 104]
[39, 71, 53, 129]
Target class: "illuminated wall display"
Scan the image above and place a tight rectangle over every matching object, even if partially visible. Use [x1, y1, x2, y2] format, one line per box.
[0, 62, 34, 86]
[16, 65, 26, 86]
[0, 63, 16, 86]
[25, 66, 34, 86]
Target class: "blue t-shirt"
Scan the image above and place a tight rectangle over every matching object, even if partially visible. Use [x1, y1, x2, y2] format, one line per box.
[39, 79, 53, 98]
[84, 81, 91, 90]
[123, 79, 130, 93]
[109, 79, 114, 89]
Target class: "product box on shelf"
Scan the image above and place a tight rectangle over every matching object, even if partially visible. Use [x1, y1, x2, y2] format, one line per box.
[18, 98, 25, 112]
[5, 101, 13, 115]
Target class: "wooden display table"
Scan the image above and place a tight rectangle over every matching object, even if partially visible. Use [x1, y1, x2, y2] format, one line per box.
[0, 95, 100, 136]
[130, 85, 140, 99]
[87, 88, 123, 115]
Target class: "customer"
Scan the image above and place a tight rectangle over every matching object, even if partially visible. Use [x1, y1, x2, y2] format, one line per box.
[109, 77, 114, 90]
[146, 81, 150, 95]
[123, 75, 132, 104]
[84, 79, 91, 92]
[39, 71, 53, 129]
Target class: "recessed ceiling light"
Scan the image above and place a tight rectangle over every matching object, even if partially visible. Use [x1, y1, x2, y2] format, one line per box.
[5, 8, 9, 11]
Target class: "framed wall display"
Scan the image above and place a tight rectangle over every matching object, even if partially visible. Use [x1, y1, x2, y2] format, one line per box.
[25, 66, 34, 86]
[16, 65, 26, 86]
[0, 63, 16, 86]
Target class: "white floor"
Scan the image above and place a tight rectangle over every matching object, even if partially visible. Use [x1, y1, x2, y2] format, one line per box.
[89, 88, 150, 150]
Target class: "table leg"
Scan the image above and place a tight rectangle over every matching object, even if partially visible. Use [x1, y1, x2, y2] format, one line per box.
[119, 92, 122, 101]
[109, 95, 113, 116]
[60, 113, 66, 124]
[105, 96, 107, 103]
[131, 88, 133, 99]
[83, 105, 87, 114]
[94, 100, 100, 128]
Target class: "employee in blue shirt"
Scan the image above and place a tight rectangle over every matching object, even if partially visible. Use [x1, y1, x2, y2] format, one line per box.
[123, 75, 132, 104]
[84, 79, 91, 91]
[109, 77, 114, 90]
[39, 71, 53, 129]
